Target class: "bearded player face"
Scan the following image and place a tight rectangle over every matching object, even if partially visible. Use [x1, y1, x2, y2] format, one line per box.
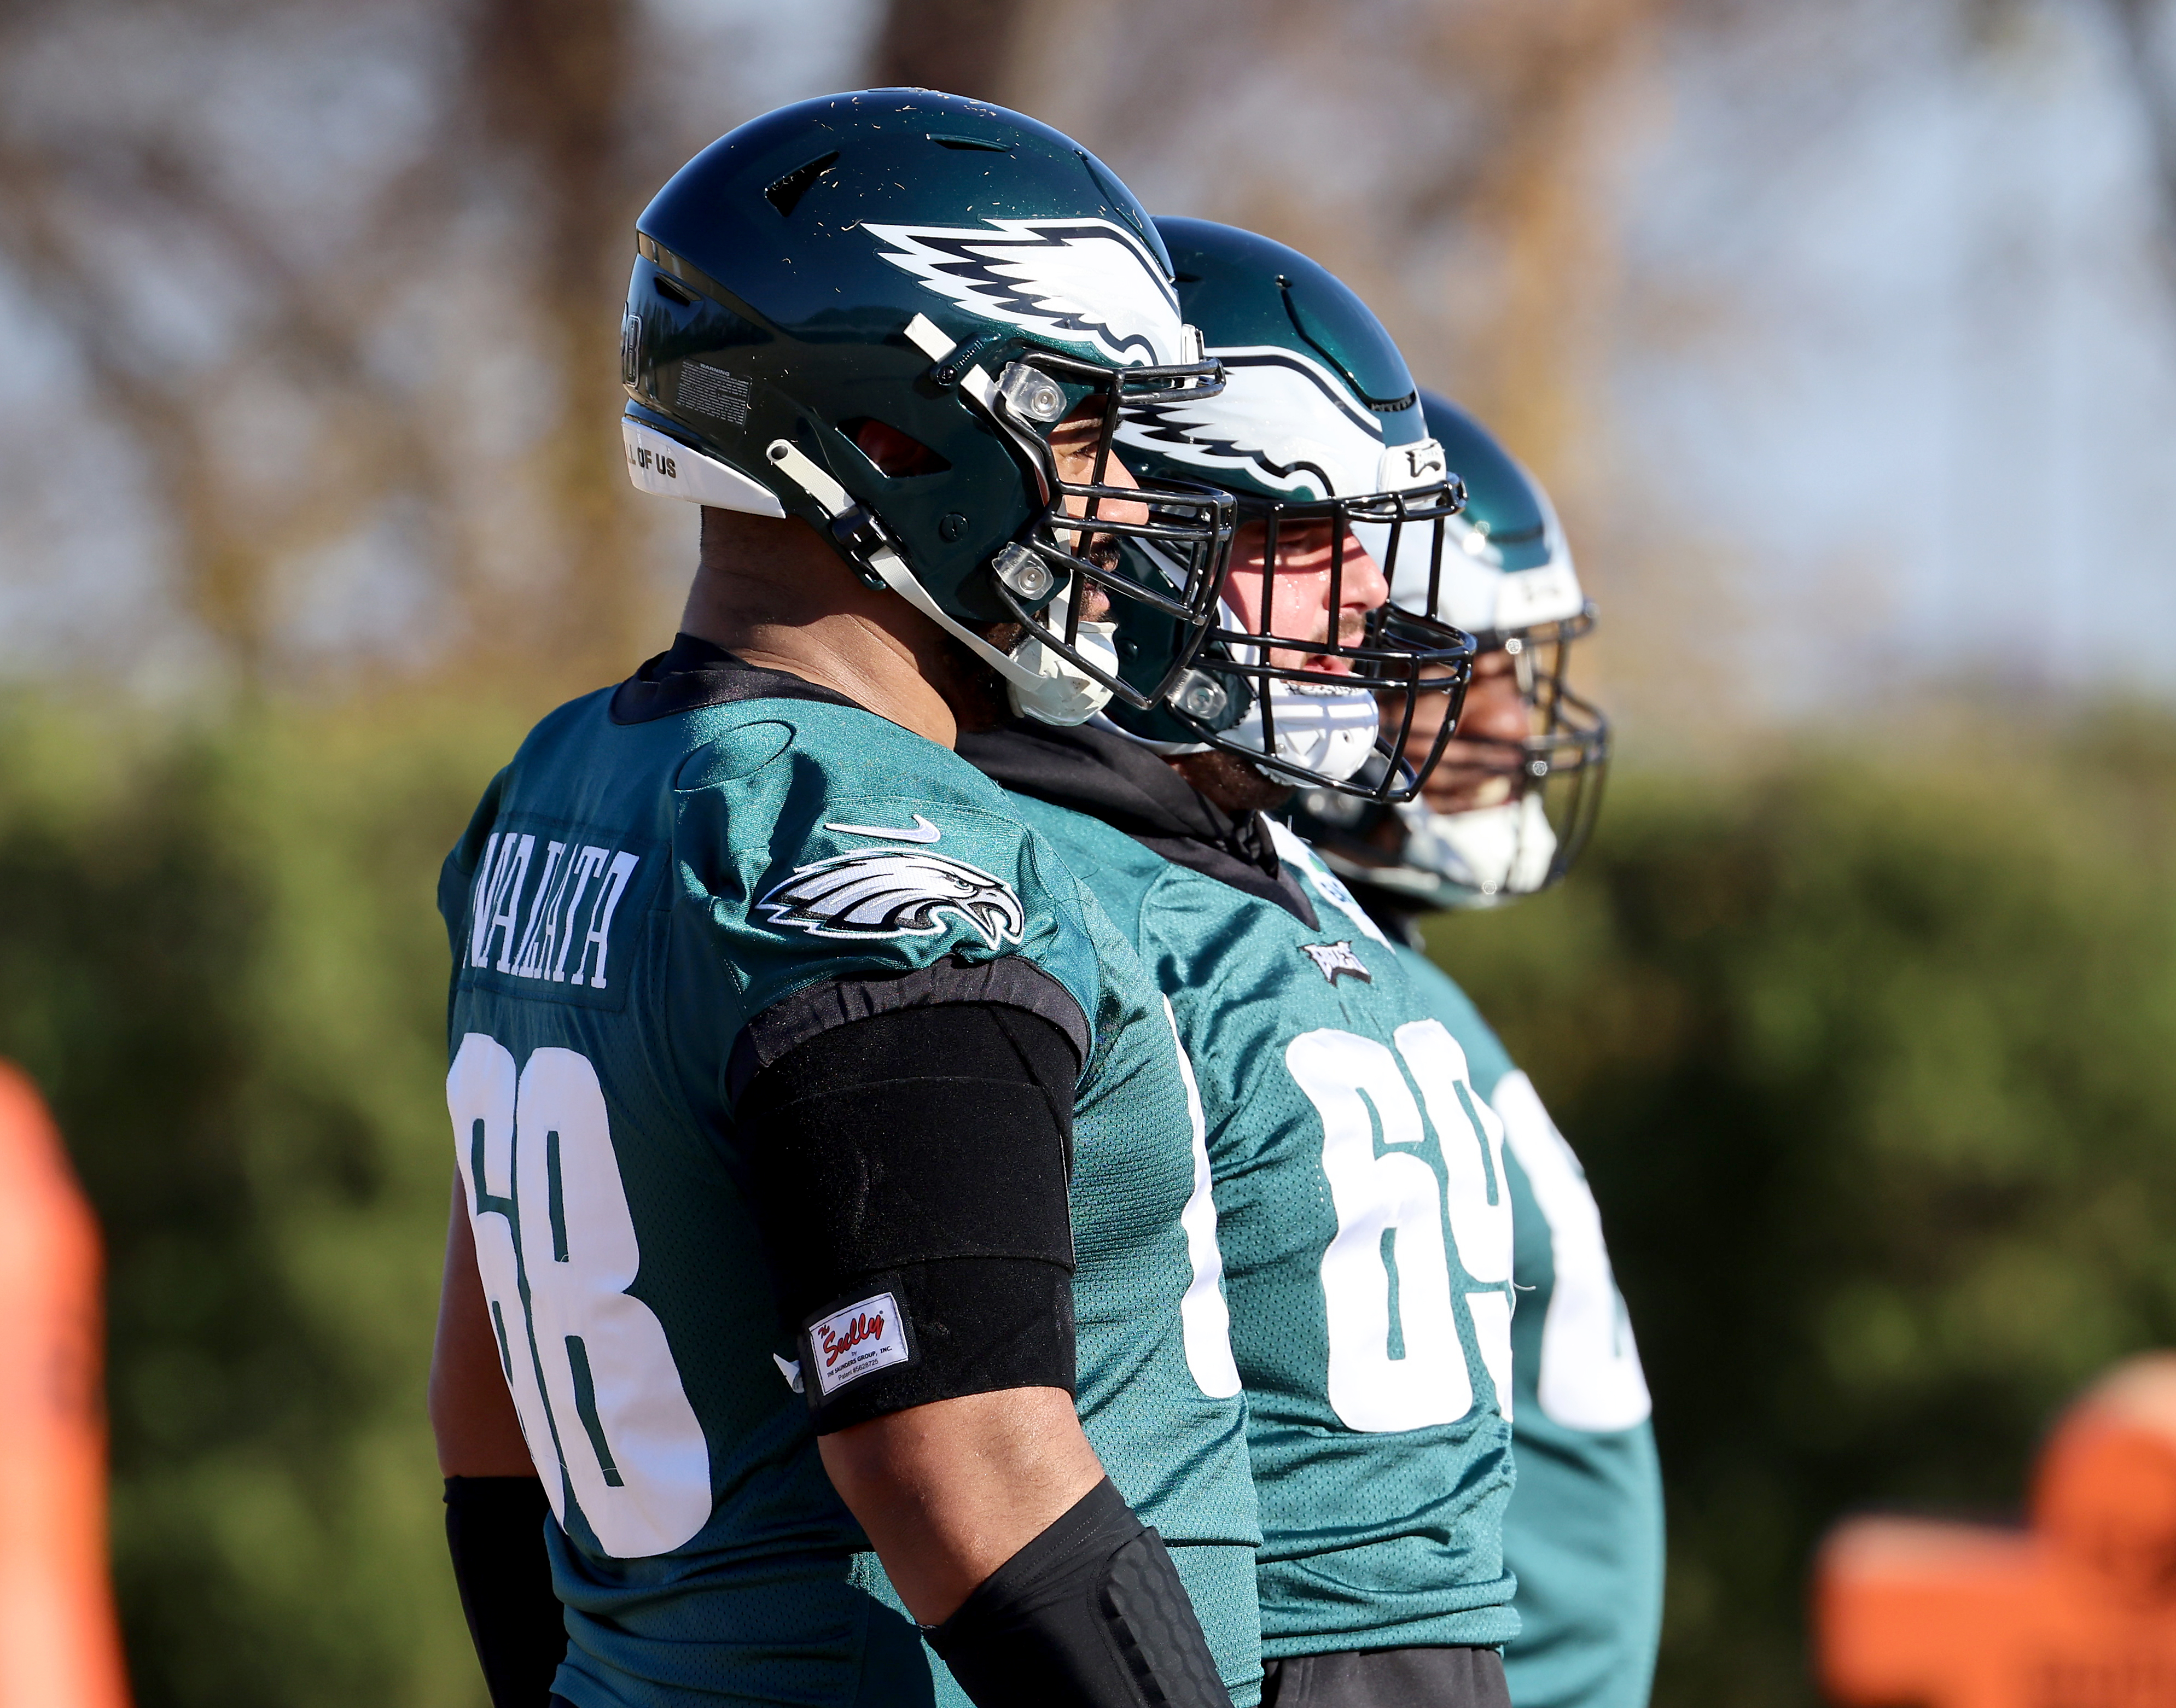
[1220, 515, 1391, 678]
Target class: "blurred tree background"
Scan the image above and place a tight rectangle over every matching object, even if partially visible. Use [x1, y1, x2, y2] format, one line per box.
[2, 0, 2175, 1705]
[1430, 713, 2176, 1707]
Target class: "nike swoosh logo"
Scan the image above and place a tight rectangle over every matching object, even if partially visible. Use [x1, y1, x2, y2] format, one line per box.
[823, 814, 941, 843]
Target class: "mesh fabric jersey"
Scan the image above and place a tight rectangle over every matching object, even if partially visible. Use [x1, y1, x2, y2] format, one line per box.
[1395, 952, 1663, 1708]
[996, 793, 1521, 1661]
[437, 668, 1259, 1708]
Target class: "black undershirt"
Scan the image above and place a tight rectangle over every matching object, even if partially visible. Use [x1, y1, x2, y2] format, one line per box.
[957, 720, 1319, 927]
[609, 631, 862, 724]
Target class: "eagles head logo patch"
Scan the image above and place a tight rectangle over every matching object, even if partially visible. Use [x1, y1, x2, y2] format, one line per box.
[863, 216, 1185, 368]
[1301, 940, 1372, 985]
[758, 849, 1026, 948]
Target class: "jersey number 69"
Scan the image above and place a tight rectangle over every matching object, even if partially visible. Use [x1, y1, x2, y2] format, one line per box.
[1288, 1021, 1516, 1433]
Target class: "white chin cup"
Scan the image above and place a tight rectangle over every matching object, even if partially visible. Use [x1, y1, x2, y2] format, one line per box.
[1006, 617, 1120, 727]
[1231, 682, 1380, 783]
[1398, 792, 1557, 897]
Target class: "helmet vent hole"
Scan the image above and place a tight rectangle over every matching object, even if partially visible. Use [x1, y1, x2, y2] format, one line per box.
[929, 133, 1010, 152]
[845, 418, 951, 479]
[652, 274, 694, 307]
[765, 150, 839, 217]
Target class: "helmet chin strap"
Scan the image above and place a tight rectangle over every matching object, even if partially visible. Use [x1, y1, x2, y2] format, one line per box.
[1087, 711, 1209, 757]
[1190, 600, 1381, 784]
[1005, 609, 1121, 726]
[765, 438, 1116, 727]
[1397, 791, 1557, 900]
[1230, 681, 1380, 784]
[1090, 677, 1381, 785]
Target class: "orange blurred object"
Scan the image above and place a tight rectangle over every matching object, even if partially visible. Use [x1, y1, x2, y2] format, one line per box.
[1816, 1353, 2176, 1708]
[0, 1062, 132, 1707]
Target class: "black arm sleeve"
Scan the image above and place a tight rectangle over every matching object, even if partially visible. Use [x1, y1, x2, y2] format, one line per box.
[737, 996, 1083, 1432]
[927, 1477, 1234, 1708]
[443, 1475, 567, 1707]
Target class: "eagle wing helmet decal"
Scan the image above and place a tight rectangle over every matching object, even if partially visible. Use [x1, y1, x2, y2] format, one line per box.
[758, 849, 1027, 948]
[863, 216, 1187, 368]
[1116, 347, 1387, 501]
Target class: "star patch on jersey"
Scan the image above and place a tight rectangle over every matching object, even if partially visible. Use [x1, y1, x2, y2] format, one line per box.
[1301, 940, 1372, 984]
[758, 848, 1026, 947]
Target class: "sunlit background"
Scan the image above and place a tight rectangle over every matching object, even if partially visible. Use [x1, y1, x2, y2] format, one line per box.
[3, 2, 2174, 1704]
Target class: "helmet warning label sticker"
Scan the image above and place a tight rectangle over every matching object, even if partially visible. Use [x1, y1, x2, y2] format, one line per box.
[675, 362, 751, 425]
[806, 1293, 911, 1396]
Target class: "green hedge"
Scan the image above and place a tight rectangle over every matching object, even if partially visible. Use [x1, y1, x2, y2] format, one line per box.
[1429, 715, 2176, 1708]
[0, 695, 528, 1708]
[4, 692, 2173, 1706]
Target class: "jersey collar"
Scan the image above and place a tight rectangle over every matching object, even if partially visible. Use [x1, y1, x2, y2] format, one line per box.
[958, 721, 1319, 928]
[609, 633, 865, 725]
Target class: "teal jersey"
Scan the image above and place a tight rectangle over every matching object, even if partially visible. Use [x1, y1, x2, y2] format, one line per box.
[985, 786, 1518, 1660]
[1395, 952, 1664, 1708]
[437, 658, 1258, 1708]
[869, 894, 1267, 1708]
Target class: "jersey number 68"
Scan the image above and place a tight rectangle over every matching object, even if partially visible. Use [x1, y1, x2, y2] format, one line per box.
[447, 1033, 713, 1559]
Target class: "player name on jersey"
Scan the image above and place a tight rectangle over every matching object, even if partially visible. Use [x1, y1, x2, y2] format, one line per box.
[462, 827, 651, 1007]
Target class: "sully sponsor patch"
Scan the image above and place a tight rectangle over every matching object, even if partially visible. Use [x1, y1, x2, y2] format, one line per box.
[1301, 940, 1372, 985]
[806, 1293, 909, 1396]
[757, 848, 1025, 948]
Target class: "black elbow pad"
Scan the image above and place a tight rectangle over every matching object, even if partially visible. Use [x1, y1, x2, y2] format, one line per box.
[927, 1478, 1233, 1708]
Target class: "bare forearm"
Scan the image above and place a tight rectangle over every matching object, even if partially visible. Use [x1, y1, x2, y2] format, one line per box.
[817, 1385, 1106, 1623]
[429, 1171, 536, 1477]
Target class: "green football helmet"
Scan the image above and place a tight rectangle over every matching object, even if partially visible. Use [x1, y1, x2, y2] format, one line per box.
[620, 90, 1237, 725]
[1293, 388, 1610, 911]
[1098, 218, 1474, 799]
